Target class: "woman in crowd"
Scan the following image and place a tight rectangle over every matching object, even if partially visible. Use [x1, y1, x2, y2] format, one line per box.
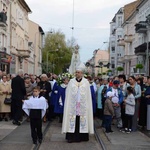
[128, 76, 141, 131]
[35, 76, 41, 86]
[24, 76, 34, 99]
[0, 75, 12, 121]
[144, 77, 150, 130]
[118, 74, 130, 129]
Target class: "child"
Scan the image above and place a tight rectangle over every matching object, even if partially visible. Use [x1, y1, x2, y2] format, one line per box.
[122, 86, 135, 133]
[22, 86, 48, 144]
[104, 91, 115, 133]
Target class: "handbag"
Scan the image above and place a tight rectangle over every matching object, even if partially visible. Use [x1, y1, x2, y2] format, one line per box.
[4, 97, 12, 105]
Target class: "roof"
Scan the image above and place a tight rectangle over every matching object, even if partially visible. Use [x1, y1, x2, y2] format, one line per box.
[18, 0, 32, 13]
[124, 0, 142, 22]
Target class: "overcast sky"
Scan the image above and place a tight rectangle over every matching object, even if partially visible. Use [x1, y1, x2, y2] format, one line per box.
[26, 0, 135, 63]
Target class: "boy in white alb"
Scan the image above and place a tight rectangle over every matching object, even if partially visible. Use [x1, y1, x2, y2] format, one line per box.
[22, 86, 48, 144]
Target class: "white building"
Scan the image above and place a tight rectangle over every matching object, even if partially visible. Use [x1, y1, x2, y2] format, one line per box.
[109, 7, 124, 75]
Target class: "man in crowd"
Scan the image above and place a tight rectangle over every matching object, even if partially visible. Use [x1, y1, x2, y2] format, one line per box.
[11, 69, 26, 125]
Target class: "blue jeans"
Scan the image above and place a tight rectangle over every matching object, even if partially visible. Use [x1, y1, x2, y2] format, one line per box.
[104, 115, 112, 132]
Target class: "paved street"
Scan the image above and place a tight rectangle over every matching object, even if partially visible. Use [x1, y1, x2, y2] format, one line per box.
[0, 118, 150, 150]
[39, 120, 101, 150]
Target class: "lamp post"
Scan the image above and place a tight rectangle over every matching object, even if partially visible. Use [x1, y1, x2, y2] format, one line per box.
[146, 14, 150, 76]
[52, 56, 63, 73]
[46, 49, 59, 73]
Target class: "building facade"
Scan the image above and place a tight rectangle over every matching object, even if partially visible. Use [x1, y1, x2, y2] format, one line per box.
[0, 0, 44, 75]
[28, 20, 44, 75]
[0, 0, 11, 73]
[87, 49, 109, 77]
[109, 0, 150, 76]
[109, 7, 125, 75]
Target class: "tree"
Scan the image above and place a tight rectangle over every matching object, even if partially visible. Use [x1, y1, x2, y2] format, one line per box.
[42, 30, 72, 74]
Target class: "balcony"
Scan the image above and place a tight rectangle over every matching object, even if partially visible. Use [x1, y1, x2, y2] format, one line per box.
[0, 12, 7, 27]
[124, 35, 134, 43]
[123, 55, 135, 62]
[16, 49, 31, 58]
[135, 21, 147, 33]
[117, 39, 125, 46]
[135, 42, 150, 55]
[118, 57, 124, 63]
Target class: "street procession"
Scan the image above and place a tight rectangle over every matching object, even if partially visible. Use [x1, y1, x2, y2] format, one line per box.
[0, 0, 150, 150]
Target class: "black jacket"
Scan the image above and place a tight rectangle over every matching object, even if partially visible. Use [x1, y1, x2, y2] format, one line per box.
[11, 75, 26, 100]
[38, 81, 51, 100]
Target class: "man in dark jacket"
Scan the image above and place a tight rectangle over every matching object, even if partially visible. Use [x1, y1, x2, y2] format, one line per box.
[11, 69, 26, 125]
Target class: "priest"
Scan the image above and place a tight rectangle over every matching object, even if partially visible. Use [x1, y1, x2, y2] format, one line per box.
[62, 63, 94, 143]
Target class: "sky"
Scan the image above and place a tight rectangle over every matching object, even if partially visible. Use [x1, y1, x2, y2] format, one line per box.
[26, 0, 135, 63]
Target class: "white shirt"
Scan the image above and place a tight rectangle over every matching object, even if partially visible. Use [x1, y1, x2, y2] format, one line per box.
[111, 88, 119, 103]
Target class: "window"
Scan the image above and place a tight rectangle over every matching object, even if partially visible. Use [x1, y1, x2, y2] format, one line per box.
[112, 47, 115, 53]
[118, 16, 122, 27]
[111, 64, 115, 68]
[118, 35, 122, 38]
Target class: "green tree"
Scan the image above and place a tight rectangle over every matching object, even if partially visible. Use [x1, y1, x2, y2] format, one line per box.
[42, 30, 72, 74]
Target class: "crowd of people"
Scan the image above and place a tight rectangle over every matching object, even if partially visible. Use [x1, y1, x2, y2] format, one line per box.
[0, 68, 150, 144]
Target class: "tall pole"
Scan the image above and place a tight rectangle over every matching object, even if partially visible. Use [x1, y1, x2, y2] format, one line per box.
[46, 51, 48, 73]
[146, 27, 149, 76]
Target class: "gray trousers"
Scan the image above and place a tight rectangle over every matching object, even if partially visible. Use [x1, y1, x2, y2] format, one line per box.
[132, 100, 139, 131]
[147, 105, 150, 130]
[114, 106, 122, 128]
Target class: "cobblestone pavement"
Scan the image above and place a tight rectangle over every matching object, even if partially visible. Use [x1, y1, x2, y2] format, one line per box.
[39, 120, 102, 150]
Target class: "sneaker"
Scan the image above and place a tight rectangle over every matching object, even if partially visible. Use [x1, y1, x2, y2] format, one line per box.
[126, 129, 131, 134]
[122, 128, 128, 133]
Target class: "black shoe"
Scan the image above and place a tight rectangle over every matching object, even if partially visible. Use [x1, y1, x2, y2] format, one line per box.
[0, 118, 3, 121]
[4, 118, 8, 121]
[12, 120, 21, 126]
[38, 139, 42, 144]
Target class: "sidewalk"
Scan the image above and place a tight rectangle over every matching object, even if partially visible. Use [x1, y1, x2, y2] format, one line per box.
[95, 119, 150, 150]
[0, 119, 48, 150]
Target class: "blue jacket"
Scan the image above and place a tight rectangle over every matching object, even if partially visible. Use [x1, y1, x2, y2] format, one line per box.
[51, 82, 59, 106]
[54, 84, 66, 113]
[107, 87, 123, 104]
[90, 85, 96, 113]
